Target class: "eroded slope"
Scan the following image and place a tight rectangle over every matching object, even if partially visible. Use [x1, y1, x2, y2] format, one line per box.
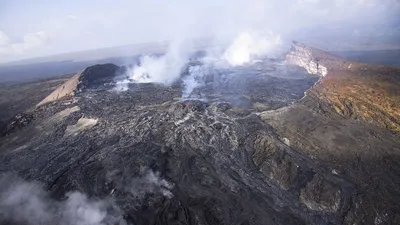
[287, 41, 400, 133]
[258, 41, 400, 224]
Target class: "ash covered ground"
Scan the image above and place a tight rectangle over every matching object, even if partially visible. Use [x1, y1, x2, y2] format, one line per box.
[0, 44, 399, 225]
[0, 56, 323, 225]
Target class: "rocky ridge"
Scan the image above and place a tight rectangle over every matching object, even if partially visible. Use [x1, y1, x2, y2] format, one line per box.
[266, 41, 400, 224]
[36, 63, 125, 107]
[287, 41, 400, 134]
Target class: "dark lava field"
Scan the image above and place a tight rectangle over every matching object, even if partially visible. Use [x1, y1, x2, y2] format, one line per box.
[0, 44, 399, 225]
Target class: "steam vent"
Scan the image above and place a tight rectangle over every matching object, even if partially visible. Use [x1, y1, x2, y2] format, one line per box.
[0, 42, 399, 225]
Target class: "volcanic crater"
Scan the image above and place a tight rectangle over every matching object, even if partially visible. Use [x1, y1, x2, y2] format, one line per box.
[0, 42, 399, 225]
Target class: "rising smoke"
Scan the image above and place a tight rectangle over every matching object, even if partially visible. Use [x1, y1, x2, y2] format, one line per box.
[107, 1, 399, 97]
[129, 40, 188, 85]
[116, 39, 188, 85]
[122, 170, 174, 199]
[109, 0, 399, 98]
[0, 170, 173, 225]
[0, 174, 122, 225]
[114, 39, 190, 91]
[182, 64, 210, 100]
[223, 31, 282, 66]
[115, 30, 283, 101]
[1, 0, 399, 63]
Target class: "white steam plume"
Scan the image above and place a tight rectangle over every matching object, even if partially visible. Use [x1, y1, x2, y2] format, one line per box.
[0, 174, 124, 225]
[114, 79, 130, 92]
[128, 40, 188, 85]
[126, 170, 174, 199]
[0, 170, 174, 225]
[1, 0, 399, 63]
[108, 169, 175, 200]
[223, 31, 282, 66]
[115, 30, 283, 98]
[182, 64, 210, 100]
[113, 40, 189, 91]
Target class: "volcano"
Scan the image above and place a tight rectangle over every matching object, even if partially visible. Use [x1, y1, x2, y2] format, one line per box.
[0, 42, 399, 225]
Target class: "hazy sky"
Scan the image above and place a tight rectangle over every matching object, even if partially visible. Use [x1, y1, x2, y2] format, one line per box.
[0, 0, 399, 63]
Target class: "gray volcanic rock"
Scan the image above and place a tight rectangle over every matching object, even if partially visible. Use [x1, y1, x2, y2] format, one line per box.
[0, 44, 399, 225]
[266, 42, 400, 224]
[1, 112, 34, 136]
[36, 63, 125, 107]
[286, 41, 346, 77]
[299, 175, 341, 212]
[2, 64, 125, 136]
[76, 63, 125, 91]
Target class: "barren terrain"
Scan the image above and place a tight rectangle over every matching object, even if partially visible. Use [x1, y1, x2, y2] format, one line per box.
[0, 42, 399, 225]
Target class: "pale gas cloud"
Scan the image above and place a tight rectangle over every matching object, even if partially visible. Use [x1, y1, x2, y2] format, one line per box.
[67, 15, 77, 20]
[0, 30, 49, 57]
[12, 31, 49, 53]
[0, 0, 398, 63]
[0, 30, 10, 46]
[0, 171, 173, 225]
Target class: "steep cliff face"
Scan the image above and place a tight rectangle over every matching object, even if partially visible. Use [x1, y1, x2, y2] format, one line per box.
[285, 41, 338, 77]
[260, 42, 400, 225]
[286, 41, 400, 134]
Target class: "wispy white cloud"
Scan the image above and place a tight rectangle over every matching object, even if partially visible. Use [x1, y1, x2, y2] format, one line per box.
[0, 30, 10, 46]
[0, 0, 398, 62]
[0, 30, 49, 57]
[67, 15, 77, 20]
